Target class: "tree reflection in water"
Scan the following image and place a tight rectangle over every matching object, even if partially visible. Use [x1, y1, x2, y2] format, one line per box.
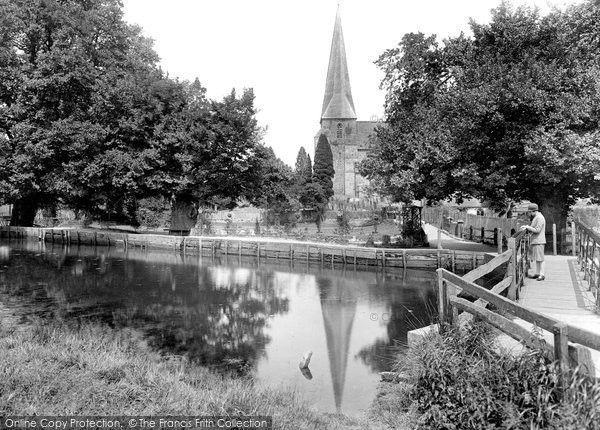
[0, 241, 289, 376]
[0, 240, 438, 413]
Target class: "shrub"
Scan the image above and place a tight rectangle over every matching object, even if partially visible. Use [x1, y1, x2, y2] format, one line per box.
[399, 320, 600, 429]
[136, 197, 171, 229]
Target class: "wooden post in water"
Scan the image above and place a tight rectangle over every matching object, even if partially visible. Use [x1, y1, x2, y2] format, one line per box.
[402, 249, 407, 268]
[553, 223, 557, 256]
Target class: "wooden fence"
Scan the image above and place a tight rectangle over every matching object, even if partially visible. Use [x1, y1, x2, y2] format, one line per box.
[0, 226, 489, 271]
[438, 229, 600, 392]
[574, 219, 600, 307]
[423, 207, 522, 246]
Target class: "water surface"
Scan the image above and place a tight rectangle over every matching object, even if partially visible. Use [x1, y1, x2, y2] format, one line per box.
[0, 240, 436, 415]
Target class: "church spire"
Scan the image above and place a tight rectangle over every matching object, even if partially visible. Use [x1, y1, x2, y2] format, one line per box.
[321, 6, 357, 121]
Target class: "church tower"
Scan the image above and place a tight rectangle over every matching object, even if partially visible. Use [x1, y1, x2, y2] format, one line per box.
[316, 6, 378, 199]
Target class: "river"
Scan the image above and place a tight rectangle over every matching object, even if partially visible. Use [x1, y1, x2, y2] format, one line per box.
[0, 239, 437, 415]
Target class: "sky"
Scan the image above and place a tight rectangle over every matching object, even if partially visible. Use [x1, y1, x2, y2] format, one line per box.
[122, 0, 584, 167]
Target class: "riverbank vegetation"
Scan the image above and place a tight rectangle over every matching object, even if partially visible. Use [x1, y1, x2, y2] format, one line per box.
[0, 316, 410, 429]
[394, 320, 600, 429]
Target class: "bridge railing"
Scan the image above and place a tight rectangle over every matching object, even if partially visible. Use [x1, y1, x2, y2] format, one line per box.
[422, 207, 522, 247]
[574, 219, 600, 307]
[438, 235, 600, 393]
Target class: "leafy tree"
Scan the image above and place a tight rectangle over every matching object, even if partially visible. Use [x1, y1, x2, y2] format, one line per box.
[0, 0, 280, 227]
[299, 181, 328, 233]
[313, 134, 335, 200]
[293, 146, 312, 186]
[0, 0, 169, 225]
[360, 1, 600, 247]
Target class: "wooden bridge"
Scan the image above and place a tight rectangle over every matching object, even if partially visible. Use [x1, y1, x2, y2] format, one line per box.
[432, 218, 600, 387]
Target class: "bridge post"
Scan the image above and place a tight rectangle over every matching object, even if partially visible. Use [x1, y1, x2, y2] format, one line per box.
[553, 322, 569, 400]
[553, 223, 557, 256]
[497, 228, 503, 254]
[572, 221, 576, 257]
[507, 237, 517, 301]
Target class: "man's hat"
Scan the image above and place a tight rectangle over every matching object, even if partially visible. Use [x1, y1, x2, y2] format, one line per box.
[527, 203, 538, 211]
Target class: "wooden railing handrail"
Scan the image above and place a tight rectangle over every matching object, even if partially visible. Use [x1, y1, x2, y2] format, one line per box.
[574, 219, 600, 244]
[440, 268, 600, 351]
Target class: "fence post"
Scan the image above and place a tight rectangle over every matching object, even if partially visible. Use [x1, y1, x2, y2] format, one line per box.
[553, 322, 569, 399]
[469, 225, 473, 241]
[437, 269, 446, 328]
[553, 223, 557, 256]
[497, 228, 503, 254]
[481, 227, 485, 243]
[507, 237, 517, 301]
[572, 221, 576, 257]
[437, 228, 442, 249]
[457, 220, 464, 238]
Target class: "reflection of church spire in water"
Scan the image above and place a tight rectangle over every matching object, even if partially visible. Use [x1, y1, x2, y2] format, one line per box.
[318, 278, 357, 413]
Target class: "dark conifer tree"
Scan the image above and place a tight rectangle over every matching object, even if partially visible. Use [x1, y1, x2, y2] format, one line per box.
[313, 134, 334, 199]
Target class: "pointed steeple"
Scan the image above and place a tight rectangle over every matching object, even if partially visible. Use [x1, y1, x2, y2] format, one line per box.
[321, 6, 357, 121]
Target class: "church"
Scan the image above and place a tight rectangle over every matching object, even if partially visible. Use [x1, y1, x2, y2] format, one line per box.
[315, 7, 379, 200]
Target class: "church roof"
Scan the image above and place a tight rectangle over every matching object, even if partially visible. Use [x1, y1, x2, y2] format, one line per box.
[321, 7, 357, 121]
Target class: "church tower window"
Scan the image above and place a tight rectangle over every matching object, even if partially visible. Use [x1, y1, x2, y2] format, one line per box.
[337, 123, 343, 138]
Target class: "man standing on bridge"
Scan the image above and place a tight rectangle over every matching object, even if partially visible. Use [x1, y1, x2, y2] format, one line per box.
[520, 203, 546, 281]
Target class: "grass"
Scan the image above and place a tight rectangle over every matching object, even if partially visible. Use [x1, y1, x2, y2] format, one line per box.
[393, 320, 600, 429]
[0, 316, 412, 429]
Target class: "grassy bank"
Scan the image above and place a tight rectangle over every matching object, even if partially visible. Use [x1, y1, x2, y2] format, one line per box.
[393, 321, 600, 429]
[0, 316, 410, 429]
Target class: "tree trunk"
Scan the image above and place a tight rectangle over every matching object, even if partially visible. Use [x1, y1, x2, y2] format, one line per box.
[170, 200, 198, 235]
[538, 195, 569, 255]
[10, 195, 39, 227]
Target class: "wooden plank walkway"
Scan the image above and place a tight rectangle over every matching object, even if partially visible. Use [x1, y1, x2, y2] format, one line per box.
[519, 256, 598, 318]
[516, 256, 600, 375]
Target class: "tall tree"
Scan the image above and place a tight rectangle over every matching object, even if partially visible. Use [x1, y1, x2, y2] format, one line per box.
[360, 0, 600, 247]
[0, 0, 165, 224]
[293, 146, 312, 186]
[313, 134, 335, 200]
[0, 0, 278, 226]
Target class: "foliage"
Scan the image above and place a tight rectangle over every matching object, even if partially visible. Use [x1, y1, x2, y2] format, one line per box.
[294, 146, 312, 186]
[400, 320, 600, 429]
[135, 197, 171, 229]
[299, 181, 328, 232]
[0, 0, 285, 225]
[360, 1, 600, 234]
[313, 134, 335, 200]
[335, 210, 351, 236]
